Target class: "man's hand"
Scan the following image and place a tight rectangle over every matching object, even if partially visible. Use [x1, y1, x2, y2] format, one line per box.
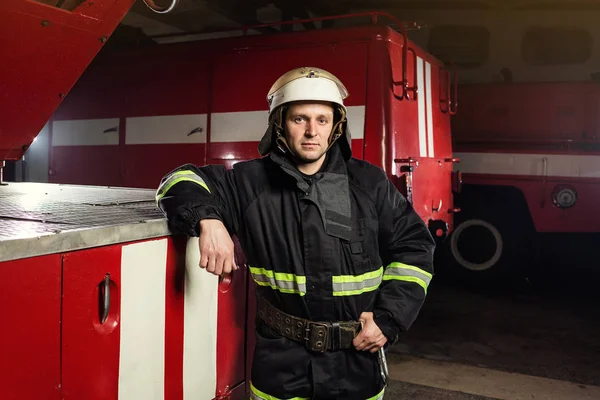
[198, 219, 238, 276]
[353, 312, 388, 353]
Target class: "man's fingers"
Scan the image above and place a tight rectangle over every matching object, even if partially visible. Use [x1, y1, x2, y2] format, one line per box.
[206, 254, 216, 273]
[354, 331, 373, 351]
[200, 250, 238, 276]
[364, 342, 377, 352]
[353, 331, 365, 348]
[357, 338, 374, 351]
[361, 338, 382, 352]
[355, 340, 367, 351]
[365, 336, 384, 352]
[199, 249, 209, 269]
[354, 329, 386, 351]
[354, 311, 387, 351]
[214, 254, 225, 276]
[222, 256, 234, 275]
[198, 219, 236, 276]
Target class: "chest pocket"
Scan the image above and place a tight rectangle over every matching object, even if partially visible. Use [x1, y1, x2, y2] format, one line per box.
[342, 218, 372, 273]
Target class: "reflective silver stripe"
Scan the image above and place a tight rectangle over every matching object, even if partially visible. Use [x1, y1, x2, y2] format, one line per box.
[332, 267, 384, 296]
[155, 170, 210, 203]
[250, 266, 306, 295]
[383, 262, 432, 293]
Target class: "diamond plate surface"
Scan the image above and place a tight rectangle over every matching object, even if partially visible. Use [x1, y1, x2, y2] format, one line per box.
[0, 183, 166, 241]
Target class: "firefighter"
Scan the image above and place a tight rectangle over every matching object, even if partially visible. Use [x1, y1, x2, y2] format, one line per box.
[156, 67, 435, 399]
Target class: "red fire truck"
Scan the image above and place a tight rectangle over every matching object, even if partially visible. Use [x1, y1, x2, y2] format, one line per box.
[45, 13, 456, 234]
[0, 1, 454, 399]
[444, 82, 600, 281]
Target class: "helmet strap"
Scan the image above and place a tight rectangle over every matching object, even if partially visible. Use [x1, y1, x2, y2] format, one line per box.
[324, 106, 347, 153]
[273, 105, 294, 156]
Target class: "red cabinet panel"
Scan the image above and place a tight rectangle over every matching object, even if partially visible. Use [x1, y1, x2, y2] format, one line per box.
[61, 246, 122, 400]
[50, 145, 123, 187]
[0, 255, 61, 400]
[123, 144, 206, 189]
[216, 237, 248, 396]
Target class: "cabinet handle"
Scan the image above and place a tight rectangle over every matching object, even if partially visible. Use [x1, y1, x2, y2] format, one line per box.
[187, 127, 203, 136]
[101, 273, 111, 324]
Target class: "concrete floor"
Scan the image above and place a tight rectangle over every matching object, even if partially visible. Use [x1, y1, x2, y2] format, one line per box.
[385, 275, 600, 399]
[385, 380, 495, 400]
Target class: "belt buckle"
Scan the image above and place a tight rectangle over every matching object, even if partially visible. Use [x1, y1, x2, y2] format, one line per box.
[304, 322, 329, 353]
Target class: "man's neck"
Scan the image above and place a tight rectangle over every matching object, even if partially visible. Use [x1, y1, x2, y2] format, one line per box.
[296, 154, 326, 176]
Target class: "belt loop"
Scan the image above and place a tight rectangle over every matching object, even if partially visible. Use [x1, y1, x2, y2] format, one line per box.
[330, 322, 341, 351]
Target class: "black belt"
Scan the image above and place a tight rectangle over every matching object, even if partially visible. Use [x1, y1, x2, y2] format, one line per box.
[257, 295, 362, 353]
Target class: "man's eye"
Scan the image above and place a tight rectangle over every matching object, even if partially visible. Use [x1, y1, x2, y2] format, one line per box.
[294, 117, 304, 123]
[319, 119, 329, 124]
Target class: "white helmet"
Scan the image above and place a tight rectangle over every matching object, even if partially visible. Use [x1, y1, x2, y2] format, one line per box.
[258, 67, 353, 159]
[266, 67, 349, 113]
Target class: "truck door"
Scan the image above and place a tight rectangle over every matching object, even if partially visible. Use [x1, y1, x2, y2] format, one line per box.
[389, 41, 454, 235]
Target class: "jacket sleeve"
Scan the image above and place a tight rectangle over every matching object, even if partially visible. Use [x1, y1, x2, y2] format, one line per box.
[155, 163, 240, 237]
[373, 177, 436, 344]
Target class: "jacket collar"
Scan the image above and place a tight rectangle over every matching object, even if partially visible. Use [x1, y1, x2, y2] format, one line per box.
[270, 144, 352, 241]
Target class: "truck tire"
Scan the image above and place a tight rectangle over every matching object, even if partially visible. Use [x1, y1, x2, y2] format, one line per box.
[450, 218, 504, 273]
[436, 187, 534, 285]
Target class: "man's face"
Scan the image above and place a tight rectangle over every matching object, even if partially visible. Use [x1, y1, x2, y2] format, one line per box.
[284, 101, 334, 165]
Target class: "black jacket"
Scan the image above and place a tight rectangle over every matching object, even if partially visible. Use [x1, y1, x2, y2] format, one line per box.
[157, 144, 435, 399]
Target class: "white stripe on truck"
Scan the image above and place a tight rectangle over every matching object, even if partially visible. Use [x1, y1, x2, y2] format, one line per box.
[455, 152, 600, 178]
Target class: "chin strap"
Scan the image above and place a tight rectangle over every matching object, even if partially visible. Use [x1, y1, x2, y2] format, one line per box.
[325, 106, 347, 153]
[273, 105, 347, 158]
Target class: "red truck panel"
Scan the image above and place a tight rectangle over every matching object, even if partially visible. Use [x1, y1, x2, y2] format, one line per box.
[61, 235, 245, 399]
[0, 255, 61, 400]
[452, 82, 600, 232]
[216, 237, 248, 397]
[453, 82, 600, 147]
[62, 245, 122, 400]
[0, 0, 135, 161]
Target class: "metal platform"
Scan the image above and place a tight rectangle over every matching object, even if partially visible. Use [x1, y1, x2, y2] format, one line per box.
[0, 182, 171, 262]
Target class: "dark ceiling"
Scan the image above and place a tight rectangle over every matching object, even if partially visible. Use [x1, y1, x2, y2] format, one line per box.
[102, 0, 600, 49]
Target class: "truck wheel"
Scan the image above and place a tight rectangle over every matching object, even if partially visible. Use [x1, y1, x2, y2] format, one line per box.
[438, 214, 532, 284]
[449, 219, 503, 273]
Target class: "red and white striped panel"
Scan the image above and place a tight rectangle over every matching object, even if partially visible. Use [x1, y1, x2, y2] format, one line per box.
[61, 237, 241, 400]
[120, 238, 218, 400]
[125, 115, 208, 144]
[208, 106, 366, 144]
[50, 118, 123, 186]
[416, 56, 435, 159]
[123, 106, 365, 146]
[52, 118, 120, 146]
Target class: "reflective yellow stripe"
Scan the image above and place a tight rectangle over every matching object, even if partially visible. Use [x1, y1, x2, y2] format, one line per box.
[250, 381, 309, 400]
[249, 266, 307, 296]
[332, 267, 384, 296]
[383, 262, 432, 294]
[366, 387, 385, 400]
[155, 170, 210, 204]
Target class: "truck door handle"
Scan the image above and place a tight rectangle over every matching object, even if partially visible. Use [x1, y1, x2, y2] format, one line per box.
[187, 127, 203, 136]
[101, 273, 111, 324]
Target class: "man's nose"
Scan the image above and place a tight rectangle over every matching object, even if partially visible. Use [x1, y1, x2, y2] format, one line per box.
[304, 119, 318, 136]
